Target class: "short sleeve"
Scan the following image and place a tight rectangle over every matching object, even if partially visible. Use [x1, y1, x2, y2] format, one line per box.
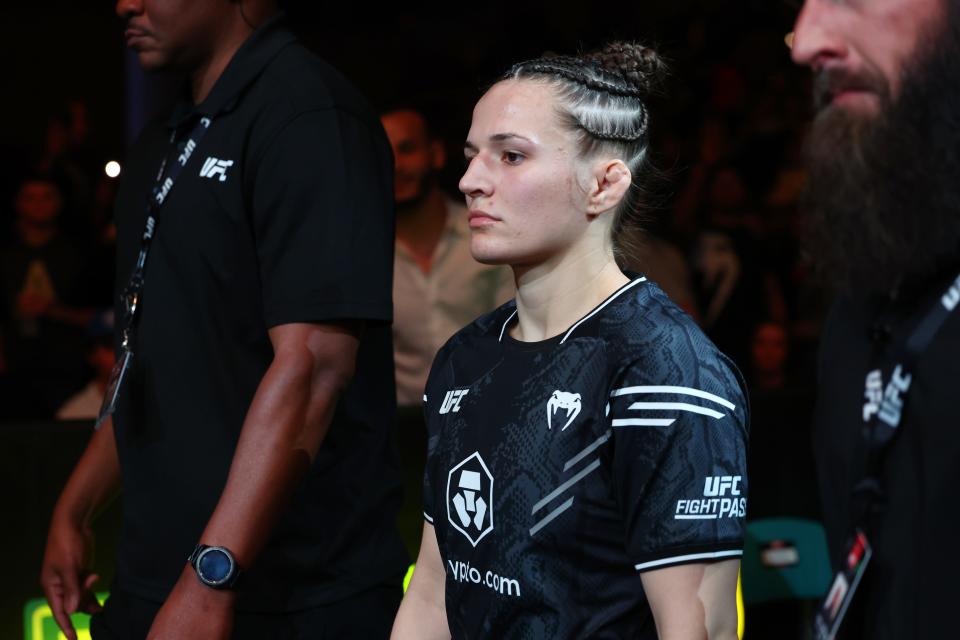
[608, 348, 749, 573]
[422, 390, 437, 525]
[421, 339, 459, 526]
[250, 108, 394, 328]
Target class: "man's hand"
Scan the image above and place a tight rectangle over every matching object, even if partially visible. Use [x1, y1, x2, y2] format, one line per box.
[39, 418, 120, 640]
[146, 566, 235, 640]
[39, 515, 102, 640]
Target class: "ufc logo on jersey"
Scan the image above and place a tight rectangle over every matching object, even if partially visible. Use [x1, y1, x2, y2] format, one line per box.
[440, 389, 469, 414]
[703, 475, 741, 497]
[674, 475, 746, 520]
[199, 157, 234, 182]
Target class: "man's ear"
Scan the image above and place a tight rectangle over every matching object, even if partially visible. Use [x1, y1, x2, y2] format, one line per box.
[586, 160, 632, 217]
[430, 139, 447, 172]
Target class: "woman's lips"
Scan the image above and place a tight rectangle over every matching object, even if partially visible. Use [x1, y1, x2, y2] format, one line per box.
[468, 210, 500, 228]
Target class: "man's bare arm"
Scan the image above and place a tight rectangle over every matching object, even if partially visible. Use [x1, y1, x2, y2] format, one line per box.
[147, 321, 363, 639]
[196, 321, 361, 562]
[41, 417, 121, 640]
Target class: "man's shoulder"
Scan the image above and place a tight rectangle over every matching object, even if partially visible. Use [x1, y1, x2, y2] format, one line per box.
[251, 39, 379, 127]
[238, 39, 387, 173]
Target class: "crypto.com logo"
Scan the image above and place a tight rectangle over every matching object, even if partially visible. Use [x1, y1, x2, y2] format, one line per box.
[446, 452, 494, 547]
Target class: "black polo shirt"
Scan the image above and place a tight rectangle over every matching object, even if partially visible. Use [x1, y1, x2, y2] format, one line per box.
[111, 16, 407, 611]
[814, 271, 960, 639]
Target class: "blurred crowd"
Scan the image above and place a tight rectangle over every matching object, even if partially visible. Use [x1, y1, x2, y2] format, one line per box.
[0, 15, 823, 523]
[0, 99, 118, 421]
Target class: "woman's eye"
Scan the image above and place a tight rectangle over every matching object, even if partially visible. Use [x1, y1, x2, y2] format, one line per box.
[503, 151, 525, 165]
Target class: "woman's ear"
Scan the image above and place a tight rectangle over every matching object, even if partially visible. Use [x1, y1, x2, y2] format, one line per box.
[586, 160, 632, 217]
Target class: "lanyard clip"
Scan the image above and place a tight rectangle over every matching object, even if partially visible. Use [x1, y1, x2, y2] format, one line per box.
[126, 291, 139, 317]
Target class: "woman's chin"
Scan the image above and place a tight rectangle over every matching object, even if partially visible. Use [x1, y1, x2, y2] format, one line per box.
[470, 239, 515, 266]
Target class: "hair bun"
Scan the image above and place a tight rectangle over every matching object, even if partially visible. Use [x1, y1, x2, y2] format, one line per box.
[587, 42, 668, 95]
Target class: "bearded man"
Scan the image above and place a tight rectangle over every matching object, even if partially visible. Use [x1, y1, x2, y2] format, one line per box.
[792, 0, 960, 638]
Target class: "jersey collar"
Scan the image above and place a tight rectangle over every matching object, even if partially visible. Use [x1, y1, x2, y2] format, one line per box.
[498, 274, 648, 345]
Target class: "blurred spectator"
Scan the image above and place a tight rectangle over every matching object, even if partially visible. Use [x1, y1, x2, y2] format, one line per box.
[750, 321, 790, 391]
[82, 174, 119, 309]
[56, 312, 114, 420]
[746, 321, 818, 521]
[37, 100, 101, 236]
[381, 107, 512, 408]
[693, 226, 762, 369]
[692, 164, 788, 369]
[0, 173, 93, 418]
[381, 107, 511, 554]
[620, 228, 699, 319]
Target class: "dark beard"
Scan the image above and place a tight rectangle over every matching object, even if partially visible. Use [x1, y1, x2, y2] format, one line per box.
[395, 174, 436, 214]
[801, 12, 960, 296]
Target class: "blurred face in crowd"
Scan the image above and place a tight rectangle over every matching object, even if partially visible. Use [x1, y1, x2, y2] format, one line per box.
[90, 342, 118, 381]
[381, 110, 445, 208]
[115, 0, 232, 71]
[793, 0, 960, 292]
[16, 180, 63, 226]
[459, 80, 617, 268]
[751, 323, 789, 376]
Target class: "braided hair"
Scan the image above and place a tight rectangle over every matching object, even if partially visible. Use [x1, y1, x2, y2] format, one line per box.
[501, 42, 668, 260]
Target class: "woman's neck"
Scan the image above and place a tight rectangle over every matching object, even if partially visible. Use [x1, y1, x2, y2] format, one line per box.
[511, 240, 628, 342]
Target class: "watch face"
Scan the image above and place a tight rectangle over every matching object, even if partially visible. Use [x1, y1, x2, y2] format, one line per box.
[197, 547, 234, 586]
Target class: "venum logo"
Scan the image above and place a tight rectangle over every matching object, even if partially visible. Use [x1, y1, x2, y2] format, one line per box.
[439, 389, 469, 414]
[446, 452, 494, 547]
[546, 390, 581, 431]
[675, 475, 746, 520]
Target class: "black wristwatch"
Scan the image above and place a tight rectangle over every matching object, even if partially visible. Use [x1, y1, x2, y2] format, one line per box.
[187, 544, 242, 590]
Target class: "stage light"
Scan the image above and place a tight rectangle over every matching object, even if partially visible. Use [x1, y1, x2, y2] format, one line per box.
[104, 161, 121, 179]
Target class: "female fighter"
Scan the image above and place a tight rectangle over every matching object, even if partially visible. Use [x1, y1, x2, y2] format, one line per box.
[392, 42, 748, 640]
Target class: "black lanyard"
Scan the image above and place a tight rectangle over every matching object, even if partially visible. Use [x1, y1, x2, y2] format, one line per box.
[814, 272, 960, 640]
[119, 116, 213, 350]
[853, 270, 960, 528]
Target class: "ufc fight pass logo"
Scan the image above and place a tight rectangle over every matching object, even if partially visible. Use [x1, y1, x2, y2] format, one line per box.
[674, 476, 746, 520]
